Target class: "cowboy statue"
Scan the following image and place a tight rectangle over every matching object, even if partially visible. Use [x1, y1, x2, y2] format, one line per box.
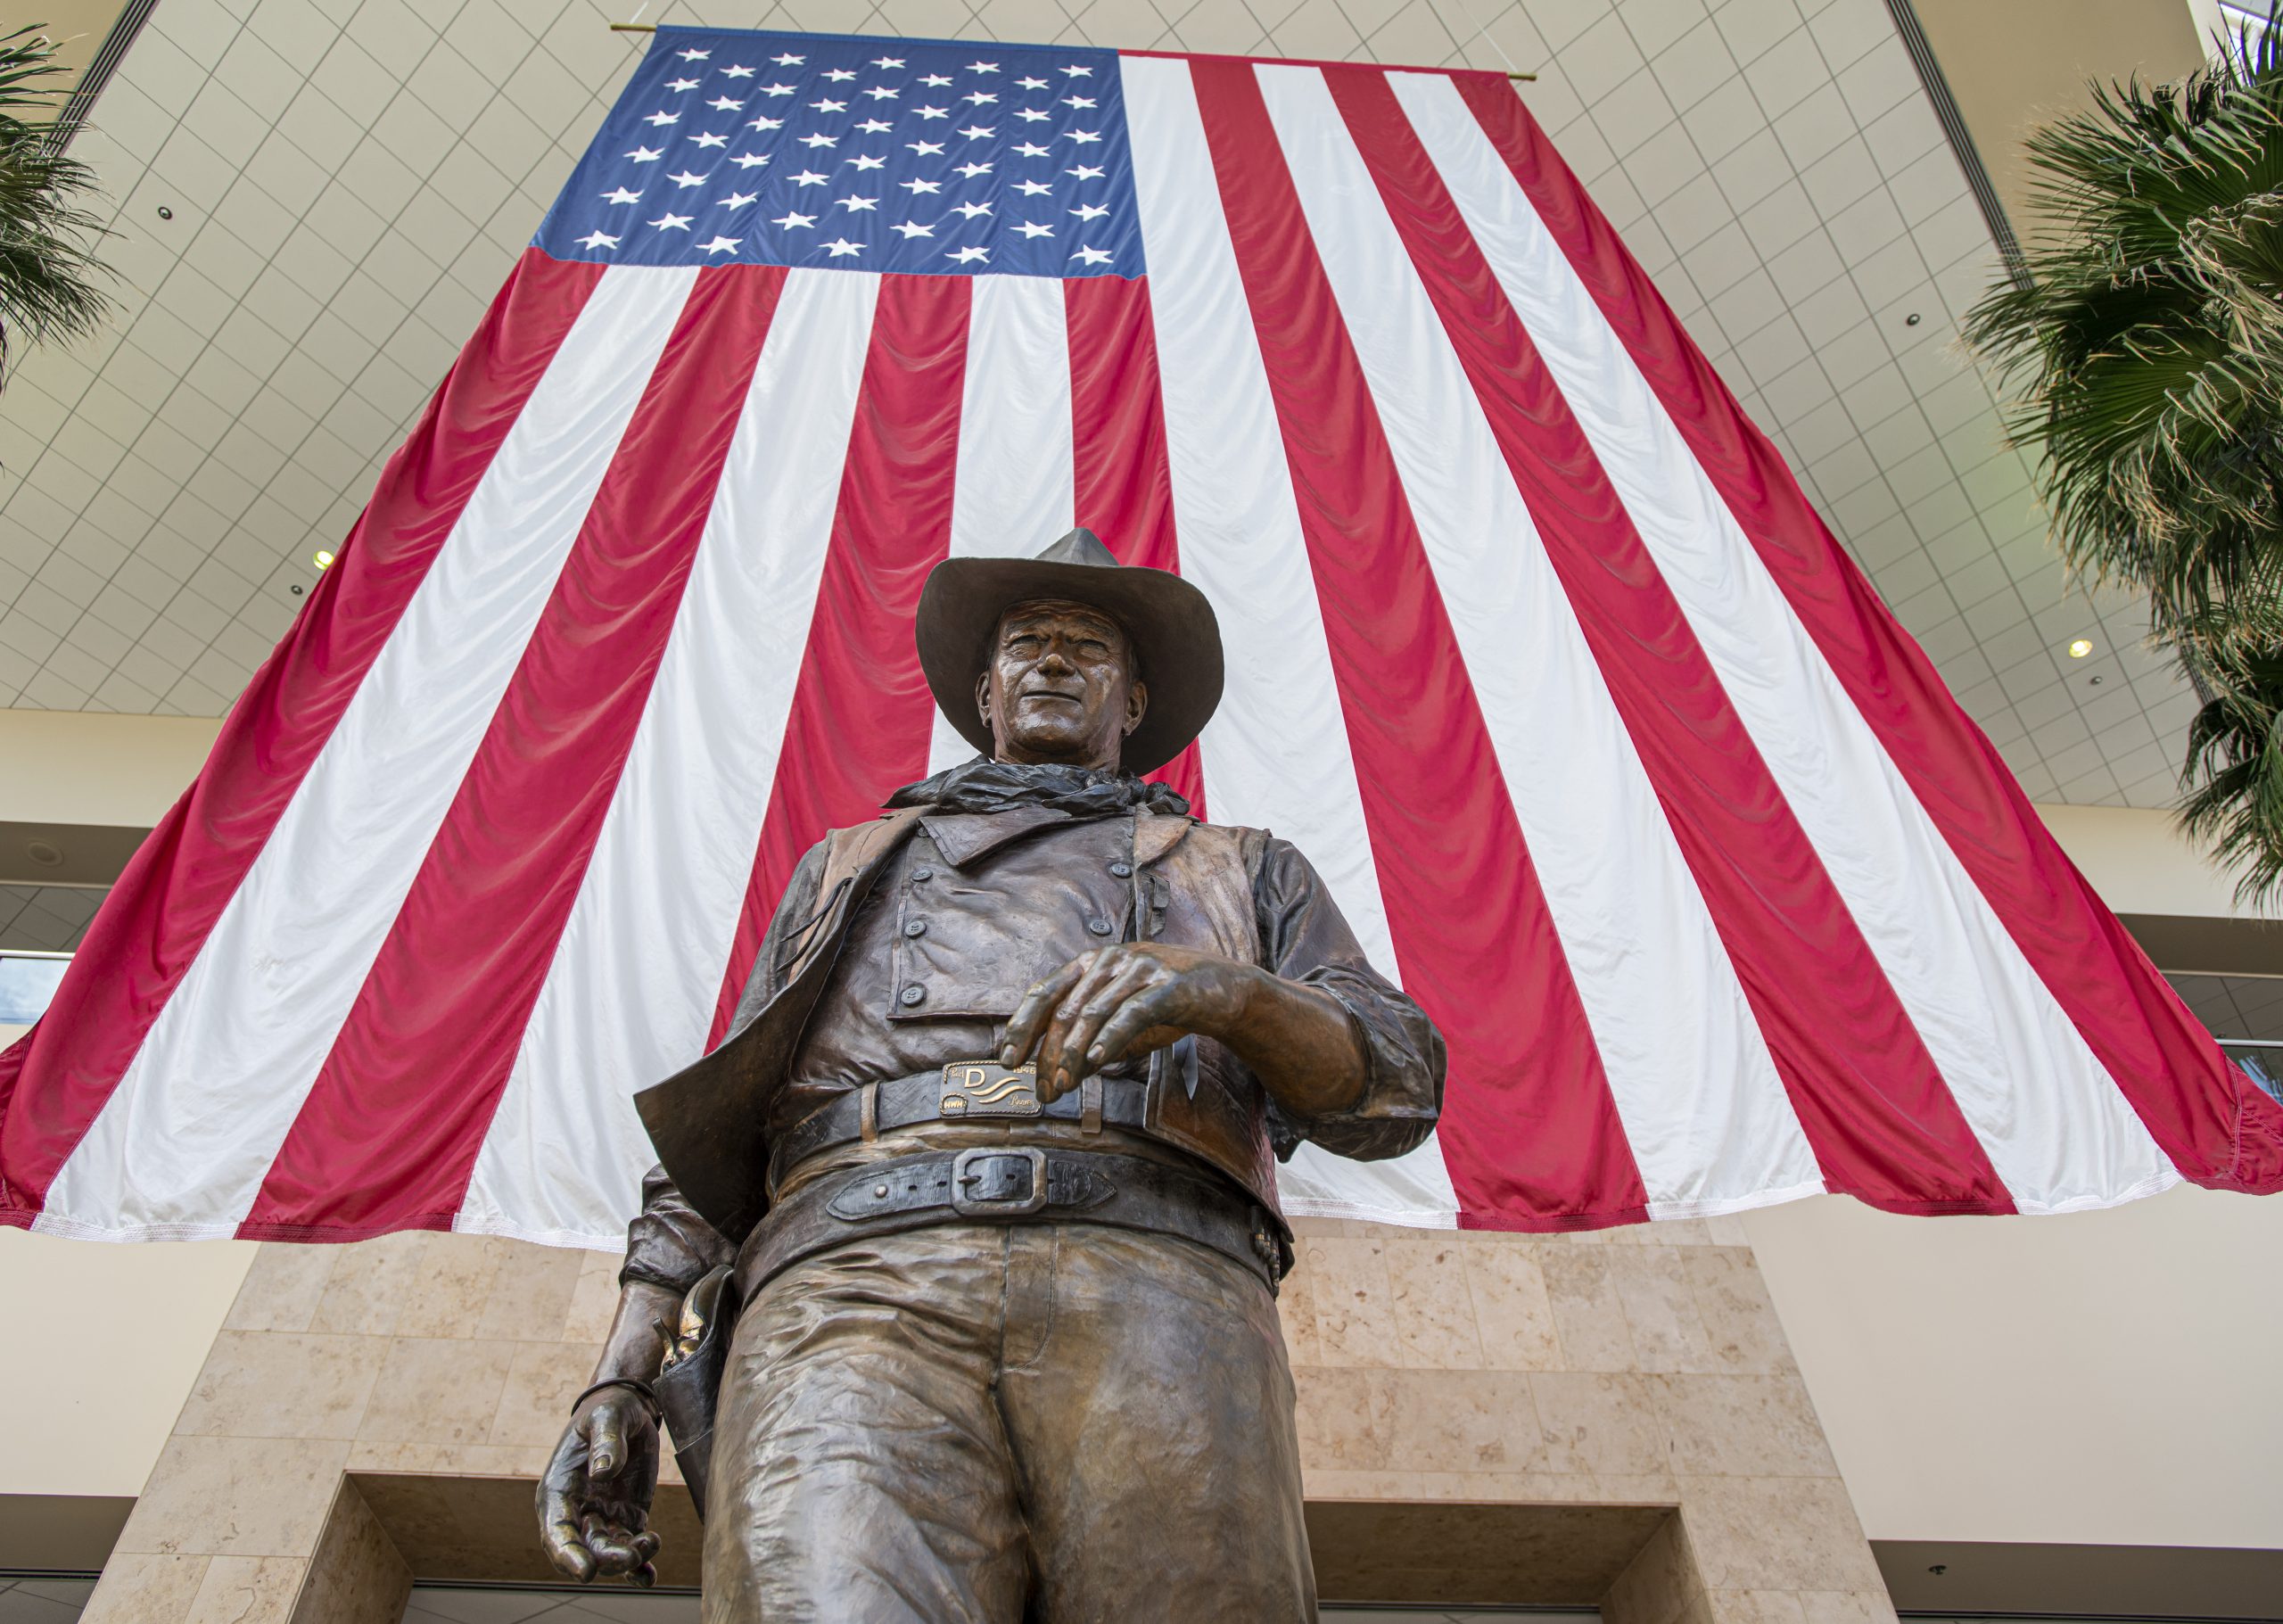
[537, 530, 1446, 1621]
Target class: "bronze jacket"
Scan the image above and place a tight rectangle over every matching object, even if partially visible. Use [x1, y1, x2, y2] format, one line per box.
[623, 782, 1444, 1295]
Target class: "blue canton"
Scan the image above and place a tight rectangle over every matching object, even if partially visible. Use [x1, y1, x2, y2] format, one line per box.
[535, 27, 1143, 279]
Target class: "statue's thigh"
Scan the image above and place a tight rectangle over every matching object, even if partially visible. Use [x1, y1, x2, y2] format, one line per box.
[998, 1224, 1317, 1624]
[701, 1234, 1027, 1624]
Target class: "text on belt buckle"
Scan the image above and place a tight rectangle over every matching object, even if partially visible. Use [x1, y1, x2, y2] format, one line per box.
[952, 1147, 1049, 1216]
[939, 1059, 1043, 1118]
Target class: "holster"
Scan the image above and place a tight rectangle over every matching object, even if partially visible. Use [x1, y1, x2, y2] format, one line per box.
[652, 1264, 742, 1520]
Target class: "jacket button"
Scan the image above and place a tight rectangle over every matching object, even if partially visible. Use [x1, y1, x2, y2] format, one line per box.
[1109, 861, 1133, 878]
[899, 985, 926, 1006]
[1086, 919, 1113, 936]
[903, 919, 927, 937]
[912, 867, 935, 882]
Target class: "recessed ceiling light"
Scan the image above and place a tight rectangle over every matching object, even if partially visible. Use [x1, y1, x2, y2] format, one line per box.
[2067, 639, 2093, 658]
[1905, 312, 1922, 326]
[313, 550, 335, 571]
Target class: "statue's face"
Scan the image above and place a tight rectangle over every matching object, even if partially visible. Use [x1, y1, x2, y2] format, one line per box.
[977, 598, 1147, 771]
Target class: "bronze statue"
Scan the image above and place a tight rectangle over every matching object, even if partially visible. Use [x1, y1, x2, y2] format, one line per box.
[538, 529, 1445, 1620]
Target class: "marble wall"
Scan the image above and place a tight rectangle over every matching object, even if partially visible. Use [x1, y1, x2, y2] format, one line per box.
[78, 1217, 1896, 1622]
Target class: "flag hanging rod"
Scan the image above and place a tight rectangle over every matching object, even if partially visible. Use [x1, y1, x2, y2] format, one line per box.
[605, 21, 1536, 78]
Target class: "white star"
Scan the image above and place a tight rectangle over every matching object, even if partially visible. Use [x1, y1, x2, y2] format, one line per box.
[669, 169, 708, 187]
[772, 210, 816, 228]
[730, 152, 770, 169]
[947, 245, 989, 263]
[1016, 108, 1050, 122]
[1018, 76, 1048, 89]
[902, 177, 943, 194]
[761, 82, 795, 96]
[601, 185, 641, 204]
[628, 144, 663, 162]
[1015, 220, 1053, 238]
[691, 132, 727, 148]
[1066, 164, 1105, 179]
[644, 111, 680, 126]
[823, 236, 863, 256]
[707, 96, 743, 111]
[849, 153, 886, 170]
[721, 190, 759, 208]
[1067, 129, 1101, 144]
[771, 53, 804, 65]
[837, 194, 878, 211]
[809, 98, 848, 112]
[746, 116, 782, 131]
[667, 77, 699, 92]
[865, 86, 899, 100]
[954, 200, 992, 218]
[798, 133, 838, 149]
[920, 73, 952, 87]
[649, 211, 692, 230]
[722, 64, 755, 78]
[856, 119, 893, 133]
[1061, 64, 1093, 76]
[966, 60, 1000, 72]
[916, 104, 949, 120]
[958, 124, 995, 140]
[1014, 142, 1050, 157]
[1071, 246, 1112, 265]
[793, 169, 829, 185]
[823, 68, 857, 81]
[965, 91, 998, 104]
[871, 55, 905, 68]
[1063, 95, 1097, 108]
[907, 139, 946, 155]
[891, 219, 935, 238]
[955, 161, 993, 177]
[1015, 179, 1051, 196]
[677, 47, 710, 61]
[576, 228, 620, 249]
[1070, 202, 1108, 220]
[698, 234, 740, 255]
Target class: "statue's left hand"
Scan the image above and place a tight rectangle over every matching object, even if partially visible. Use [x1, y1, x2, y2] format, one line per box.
[536, 1388, 662, 1586]
[1001, 943, 1260, 1102]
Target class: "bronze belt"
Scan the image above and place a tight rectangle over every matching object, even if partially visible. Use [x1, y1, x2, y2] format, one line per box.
[764, 1065, 1155, 1198]
[735, 1147, 1288, 1300]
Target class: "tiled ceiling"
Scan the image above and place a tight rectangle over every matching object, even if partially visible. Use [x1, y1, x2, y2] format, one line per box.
[0, 0, 2197, 808]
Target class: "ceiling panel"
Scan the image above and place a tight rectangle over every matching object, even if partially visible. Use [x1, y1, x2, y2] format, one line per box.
[0, 0, 2194, 808]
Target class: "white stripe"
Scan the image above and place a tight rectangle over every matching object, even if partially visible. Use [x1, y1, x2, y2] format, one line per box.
[1395, 72, 2177, 1214]
[36, 267, 698, 1240]
[1256, 64, 1822, 1213]
[927, 274, 1077, 773]
[458, 270, 882, 1248]
[1124, 54, 1458, 1225]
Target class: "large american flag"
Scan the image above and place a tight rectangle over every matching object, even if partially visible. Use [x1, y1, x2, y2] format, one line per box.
[4, 27, 2278, 1249]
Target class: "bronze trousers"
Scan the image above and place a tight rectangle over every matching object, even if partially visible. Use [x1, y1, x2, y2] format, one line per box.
[700, 1221, 1315, 1622]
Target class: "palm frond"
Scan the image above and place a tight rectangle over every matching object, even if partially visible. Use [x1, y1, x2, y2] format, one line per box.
[0, 24, 115, 388]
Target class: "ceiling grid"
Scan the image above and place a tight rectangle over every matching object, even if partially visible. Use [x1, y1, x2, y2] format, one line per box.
[0, 0, 2196, 810]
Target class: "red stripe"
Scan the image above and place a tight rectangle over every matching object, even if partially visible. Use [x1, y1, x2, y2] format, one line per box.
[1455, 78, 2283, 1195]
[1188, 60, 1649, 1228]
[1064, 274, 1205, 816]
[707, 275, 973, 1047]
[241, 265, 787, 1237]
[0, 250, 605, 1228]
[1328, 70, 2009, 1214]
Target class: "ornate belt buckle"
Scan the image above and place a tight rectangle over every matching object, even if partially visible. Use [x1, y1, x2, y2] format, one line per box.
[951, 1147, 1049, 1216]
[938, 1059, 1043, 1118]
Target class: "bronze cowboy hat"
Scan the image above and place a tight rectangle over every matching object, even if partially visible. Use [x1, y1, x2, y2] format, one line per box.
[916, 528, 1224, 775]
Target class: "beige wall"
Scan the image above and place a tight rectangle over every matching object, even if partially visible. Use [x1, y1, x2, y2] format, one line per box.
[0, 708, 220, 828]
[1914, 0, 2207, 242]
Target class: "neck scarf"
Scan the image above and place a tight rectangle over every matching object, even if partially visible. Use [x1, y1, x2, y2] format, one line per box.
[887, 756, 1191, 819]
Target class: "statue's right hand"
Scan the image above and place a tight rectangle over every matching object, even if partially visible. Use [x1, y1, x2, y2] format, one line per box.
[536, 1388, 662, 1586]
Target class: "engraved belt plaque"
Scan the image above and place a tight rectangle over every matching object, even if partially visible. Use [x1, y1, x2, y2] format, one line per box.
[938, 1059, 1043, 1118]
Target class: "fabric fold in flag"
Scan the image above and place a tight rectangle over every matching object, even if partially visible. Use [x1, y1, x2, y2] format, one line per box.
[4, 24, 2275, 1249]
